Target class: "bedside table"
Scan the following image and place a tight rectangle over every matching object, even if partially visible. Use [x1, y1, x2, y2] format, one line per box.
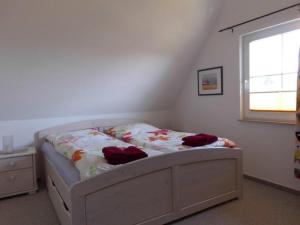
[0, 147, 38, 198]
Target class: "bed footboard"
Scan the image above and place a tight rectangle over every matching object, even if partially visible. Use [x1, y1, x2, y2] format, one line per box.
[67, 148, 242, 225]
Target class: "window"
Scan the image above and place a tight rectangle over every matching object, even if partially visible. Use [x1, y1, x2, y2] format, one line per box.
[241, 19, 300, 123]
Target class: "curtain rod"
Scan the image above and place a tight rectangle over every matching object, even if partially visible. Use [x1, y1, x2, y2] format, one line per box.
[219, 3, 300, 32]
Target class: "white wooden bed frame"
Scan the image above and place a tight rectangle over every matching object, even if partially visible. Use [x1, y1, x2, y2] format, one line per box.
[37, 119, 243, 225]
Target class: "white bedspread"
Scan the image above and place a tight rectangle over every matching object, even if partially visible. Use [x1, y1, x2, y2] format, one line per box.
[104, 123, 235, 153]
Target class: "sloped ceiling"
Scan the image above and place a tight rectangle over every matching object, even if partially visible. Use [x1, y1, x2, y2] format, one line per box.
[0, 0, 222, 120]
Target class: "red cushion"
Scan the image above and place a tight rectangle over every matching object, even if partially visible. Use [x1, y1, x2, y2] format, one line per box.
[102, 146, 148, 165]
[182, 133, 218, 147]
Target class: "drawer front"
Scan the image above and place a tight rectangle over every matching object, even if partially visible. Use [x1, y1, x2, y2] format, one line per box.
[0, 168, 34, 196]
[0, 156, 32, 172]
[47, 176, 72, 225]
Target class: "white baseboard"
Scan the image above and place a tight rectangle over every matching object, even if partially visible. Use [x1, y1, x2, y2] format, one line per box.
[244, 174, 300, 194]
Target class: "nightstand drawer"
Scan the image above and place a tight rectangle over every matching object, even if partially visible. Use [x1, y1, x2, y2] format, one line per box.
[0, 168, 34, 196]
[0, 155, 32, 172]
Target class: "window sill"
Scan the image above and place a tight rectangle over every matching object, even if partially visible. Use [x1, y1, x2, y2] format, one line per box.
[238, 118, 295, 125]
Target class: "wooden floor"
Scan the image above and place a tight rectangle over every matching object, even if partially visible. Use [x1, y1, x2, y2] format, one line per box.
[0, 179, 300, 225]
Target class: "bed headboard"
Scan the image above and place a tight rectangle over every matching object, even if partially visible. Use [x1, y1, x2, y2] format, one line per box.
[36, 118, 144, 145]
[35, 118, 147, 179]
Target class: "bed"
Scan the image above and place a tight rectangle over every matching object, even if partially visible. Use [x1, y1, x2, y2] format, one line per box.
[37, 118, 243, 225]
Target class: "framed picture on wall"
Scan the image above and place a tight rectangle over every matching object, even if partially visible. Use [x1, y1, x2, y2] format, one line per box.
[197, 66, 223, 96]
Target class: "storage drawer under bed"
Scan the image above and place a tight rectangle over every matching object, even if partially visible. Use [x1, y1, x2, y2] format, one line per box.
[47, 176, 72, 225]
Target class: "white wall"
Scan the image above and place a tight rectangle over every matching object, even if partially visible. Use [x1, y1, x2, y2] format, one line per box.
[0, 0, 223, 149]
[173, 0, 300, 191]
[0, 110, 171, 149]
[0, 0, 221, 121]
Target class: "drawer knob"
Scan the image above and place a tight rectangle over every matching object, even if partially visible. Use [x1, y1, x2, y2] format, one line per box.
[9, 161, 16, 167]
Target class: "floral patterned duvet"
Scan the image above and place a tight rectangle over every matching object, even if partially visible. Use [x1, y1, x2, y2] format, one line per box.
[104, 123, 236, 153]
[46, 129, 162, 180]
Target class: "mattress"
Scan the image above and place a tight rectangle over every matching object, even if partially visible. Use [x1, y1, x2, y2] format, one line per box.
[41, 142, 80, 186]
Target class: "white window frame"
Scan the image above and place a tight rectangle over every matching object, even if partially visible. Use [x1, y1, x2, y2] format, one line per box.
[240, 19, 300, 124]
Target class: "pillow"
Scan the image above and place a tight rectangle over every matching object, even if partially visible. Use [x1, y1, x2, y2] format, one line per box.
[46, 128, 100, 145]
[103, 123, 158, 140]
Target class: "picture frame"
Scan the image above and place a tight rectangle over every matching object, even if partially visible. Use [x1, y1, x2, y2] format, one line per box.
[197, 66, 223, 96]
